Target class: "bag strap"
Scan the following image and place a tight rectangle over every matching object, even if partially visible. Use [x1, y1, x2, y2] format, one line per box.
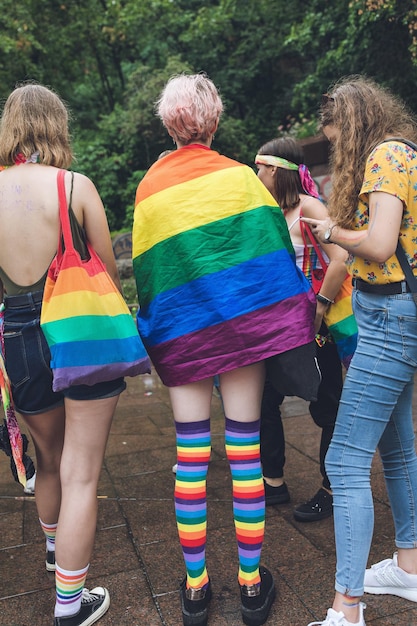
[299, 209, 329, 272]
[57, 169, 75, 254]
[377, 138, 417, 305]
[395, 241, 417, 306]
[378, 137, 417, 152]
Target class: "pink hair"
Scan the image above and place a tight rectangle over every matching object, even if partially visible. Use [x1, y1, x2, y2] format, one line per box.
[156, 73, 223, 144]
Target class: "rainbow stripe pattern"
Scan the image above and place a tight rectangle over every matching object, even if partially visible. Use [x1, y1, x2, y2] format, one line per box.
[133, 146, 316, 386]
[41, 169, 150, 392]
[324, 277, 358, 369]
[175, 419, 211, 589]
[40, 518, 57, 551]
[55, 563, 88, 615]
[225, 417, 264, 587]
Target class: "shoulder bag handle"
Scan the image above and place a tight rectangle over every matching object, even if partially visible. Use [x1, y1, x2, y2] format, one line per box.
[56, 169, 76, 257]
[299, 208, 329, 272]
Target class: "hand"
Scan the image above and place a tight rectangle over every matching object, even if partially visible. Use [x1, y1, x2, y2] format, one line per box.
[301, 216, 335, 244]
[314, 307, 325, 333]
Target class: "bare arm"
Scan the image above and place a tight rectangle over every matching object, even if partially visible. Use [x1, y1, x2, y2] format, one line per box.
[302, 198, 349, 331]
[71, 173, 123, 293]
[302, 191, 403, 263]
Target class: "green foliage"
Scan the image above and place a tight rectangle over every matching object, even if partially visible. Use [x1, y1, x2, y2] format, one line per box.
[2, 0, 417, 228]
[121, 276, 138, 307]
[73, 56, 193, 230]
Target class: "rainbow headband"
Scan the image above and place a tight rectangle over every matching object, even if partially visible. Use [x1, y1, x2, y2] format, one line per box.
[254, 153, 319, 198]
[255, 154, 298, 170]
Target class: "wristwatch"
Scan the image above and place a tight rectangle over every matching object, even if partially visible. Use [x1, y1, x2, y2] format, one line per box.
[324, 224, 335, 244]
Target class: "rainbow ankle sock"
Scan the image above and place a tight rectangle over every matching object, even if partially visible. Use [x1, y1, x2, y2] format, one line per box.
[225, 417, 265, 587]
[175, 418, 211, 589]
[54, 563, 89, 618]
[39, 518, 57, 552]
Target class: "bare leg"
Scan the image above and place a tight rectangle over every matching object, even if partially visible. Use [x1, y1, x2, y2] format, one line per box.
[169, 378, 213, 593]
[168, 362, 266, 423]
[398, 547, 417, 574]
[55, 395, 119, 570]
[21, 405, 66, 525]
[168, 377, 214, 423]
[219, 362, 265, 422]
[332, 591, 361, 623]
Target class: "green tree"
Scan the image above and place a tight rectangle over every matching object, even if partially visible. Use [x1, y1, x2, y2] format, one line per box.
[286, 0, 417, 116]
[3, 0, 417, 229]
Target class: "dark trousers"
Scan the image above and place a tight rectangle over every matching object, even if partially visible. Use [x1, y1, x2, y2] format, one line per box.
[260, 337, 343, 491]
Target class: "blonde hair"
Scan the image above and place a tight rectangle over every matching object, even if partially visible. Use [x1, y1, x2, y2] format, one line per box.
[0, 83, 73, 168]
[156, 73, 223, 145]
[321, 75, 417, 227]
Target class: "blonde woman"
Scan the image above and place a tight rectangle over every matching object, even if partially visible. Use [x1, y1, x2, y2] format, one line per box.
[0, 83, 125, 626]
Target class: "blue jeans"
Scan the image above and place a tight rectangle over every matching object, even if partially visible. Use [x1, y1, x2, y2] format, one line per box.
[326, 288, 417, 597]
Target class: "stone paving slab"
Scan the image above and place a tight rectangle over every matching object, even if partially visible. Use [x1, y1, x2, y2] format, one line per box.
[1, 371, 417, 625]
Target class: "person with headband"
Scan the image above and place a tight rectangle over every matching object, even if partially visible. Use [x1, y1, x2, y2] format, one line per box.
[255, 136, 349, 523]
[132, 74, 318, 626]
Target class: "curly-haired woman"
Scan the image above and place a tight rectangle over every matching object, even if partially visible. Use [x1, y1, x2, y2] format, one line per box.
[304, 76, 417, 626]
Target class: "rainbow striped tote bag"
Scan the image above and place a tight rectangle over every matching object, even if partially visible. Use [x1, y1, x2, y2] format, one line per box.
[41, 169, 150, 392]
[300, 216, 358, 369]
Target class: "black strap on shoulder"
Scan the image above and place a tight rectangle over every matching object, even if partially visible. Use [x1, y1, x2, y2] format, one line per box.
[378, 138, 417, 304]
[378, 137, 417, 152]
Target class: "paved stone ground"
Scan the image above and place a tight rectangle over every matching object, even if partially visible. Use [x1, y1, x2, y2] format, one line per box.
[2, 370, 417, 625]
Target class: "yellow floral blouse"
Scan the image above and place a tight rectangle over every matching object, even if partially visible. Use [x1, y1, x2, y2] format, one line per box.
[348, 140, 417, 284]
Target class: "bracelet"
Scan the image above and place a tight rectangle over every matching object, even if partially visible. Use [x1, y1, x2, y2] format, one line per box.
[316, 293, 334, 306]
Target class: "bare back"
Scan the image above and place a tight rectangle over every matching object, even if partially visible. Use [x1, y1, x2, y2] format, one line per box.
[0, 164, 120, 293]
[0, 165, 64, 287]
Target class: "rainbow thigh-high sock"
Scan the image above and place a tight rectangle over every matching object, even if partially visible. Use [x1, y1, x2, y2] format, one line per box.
[175, 418, 211, 590]
[225, 417, 265, 587]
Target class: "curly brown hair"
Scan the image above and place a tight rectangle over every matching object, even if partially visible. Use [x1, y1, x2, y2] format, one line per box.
[321, 75, 417, 227]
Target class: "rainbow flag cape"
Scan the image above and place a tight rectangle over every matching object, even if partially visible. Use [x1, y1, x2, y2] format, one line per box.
[133, 146, 316, 386]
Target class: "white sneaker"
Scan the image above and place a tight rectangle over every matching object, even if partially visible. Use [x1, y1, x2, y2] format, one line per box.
[364, 552, 417, 602]
[24, 472, 36, 495]
[308, 602, 366, 625]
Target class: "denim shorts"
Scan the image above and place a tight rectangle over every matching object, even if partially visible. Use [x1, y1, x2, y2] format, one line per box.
[3, 291, 126, 415]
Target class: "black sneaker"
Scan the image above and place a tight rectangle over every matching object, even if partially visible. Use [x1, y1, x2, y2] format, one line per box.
[293, 487, 333, 522]
[240, 566, 276, 626]
[53, 587, 110, 626]
[263, 480, 290, 506]
[180, 578, 212, 626]
[46, 550, 56, 572]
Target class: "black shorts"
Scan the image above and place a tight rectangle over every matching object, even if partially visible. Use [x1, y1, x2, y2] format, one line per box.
[3, 291, 126, 415]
